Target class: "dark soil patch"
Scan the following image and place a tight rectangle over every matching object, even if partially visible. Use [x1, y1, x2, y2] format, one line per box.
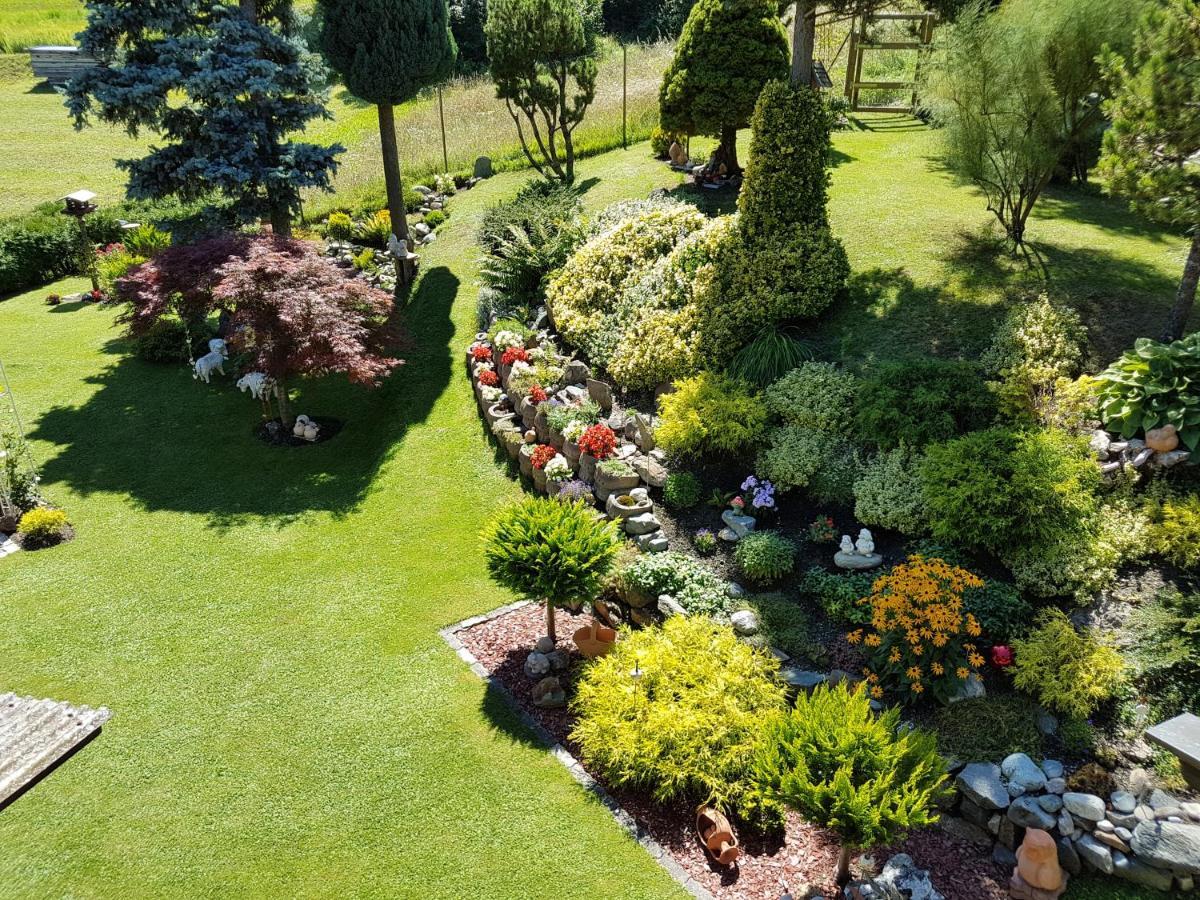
[254, 416, 343, 447]
[458, 602, 1009, 900]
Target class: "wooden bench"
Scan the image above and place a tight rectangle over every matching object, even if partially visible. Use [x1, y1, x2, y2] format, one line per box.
[1146, 712, 1200, 791]
[28, 46, 99, 86]
[0, 693, 111, 810]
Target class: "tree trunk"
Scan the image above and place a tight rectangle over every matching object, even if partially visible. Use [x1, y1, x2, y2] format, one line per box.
[275, 378, 294, 428]
[835, 845, 853, 888]
[545, 600, 557, 644]
[377, 102, 413, 288]
[1163, 230, 1200, 342]
[791, 0, 815, 88]
[715, 124, 739, 176]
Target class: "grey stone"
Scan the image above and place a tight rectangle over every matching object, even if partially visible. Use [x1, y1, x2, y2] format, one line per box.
[624, 511, 662, 536]
[523, 651, 551, 678]
[657, 595, 687, 618]
[1113, 852, 1175, 891]
[586, 378, 613, 411]
[1041, 759, 1064, 779]
[1096, 819, 1115, 833]
[1076, 833, 1114, 874]
[1115, 826, 1133, 843]
[534, 636, 555, 654]
[1131, 820, 1200, 873]
[1045, 777, 1066, 795]
[1111, 790, 1137, 814]
[1093, 830, 1130, 853]
[1002, 752, 1047, 793]
[960, 799, 991, 829]
[531, 675, 566, 708]
[730, 609, 760, 636]
[992, 844, 1017, 868]
[834, 550, 883, 570]
[727, 582, 747, 599]
[631, 454, 667, 488]
[472, 156, 493, 179]
[564, 359, 590, 385]
[1149, 789, 1179, 811]
[872, 854, 944, 900]
[1135, 804, 1155, 822]
[545, 649, 570, 672]
[1090, 430, 1112, 456]
[1058, 809, 1077, 839]
[1109, 811, 1139, 830]
[1008, 782, 1026, 799]
[638, 533, 669, 555]
[780, 666, 827, 692]
[1038, 794, 1063, 814]
[998, 814, 1018, 850]
[956, 763, 1010, 811]
[1064, 792, 1106, 822]
[1057, 836, 1081, 875]
[948, 673, 986, 703]
[1183, 802, 1200, 822]
[1037, 710, 1060, 737]
[1153, 449, 1191, 469]
[988, 813, 1002, 835]
[1009, 795, 1057, 830]
[939, 815, 991, 847]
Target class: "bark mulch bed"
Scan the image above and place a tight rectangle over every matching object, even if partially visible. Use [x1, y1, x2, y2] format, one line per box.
[457, 602, 1010, 900]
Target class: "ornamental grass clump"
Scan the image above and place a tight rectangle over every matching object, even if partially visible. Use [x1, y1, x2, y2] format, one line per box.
[1011, 609, 1124, 719]
[850, 556, 985, 705]
[571, 616, 787, 819]
[481, 496, 621, 642]
[753, 682, 949, 887]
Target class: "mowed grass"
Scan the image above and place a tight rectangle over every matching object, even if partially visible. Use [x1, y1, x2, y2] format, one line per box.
[0, 123, 1189, 898]
[0, 0, 82, 54]
[0, 39, 672, 220]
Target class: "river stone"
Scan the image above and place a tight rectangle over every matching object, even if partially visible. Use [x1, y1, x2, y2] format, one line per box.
[1009, 795, 1056, 830]
[1064, 792, 1106, 822]
[1113, 852, 1175, 891]
[1038, 794, 1064, 814]
[624, 511, 662, 536]
[1093, 830, 1130, 853]
[1184, 802, 1200, 822]
[534, 635, 555, 654]
[780, 666, 827, 692]
[1046, 777, 1066, 795]
[730, 609, 760, 636]
[1149, 789, 1179, 811]
[1058, 809, 1076, 839]
[1041, 759, 1064, 779]
[949, 673, 986, 703]
[657, 595, 687, 618]
[1057, 836, 1081, 875]
[956, 763, 1010, 811]
[523, 651, 551, 678]
[1109, 811, 1138, 830]
[1130, 821, 1200, 873]
[1096, 819, 1115, 833]
[1115, 826, 1133, 843]
[1111, 790, 1137, 814]
[1076, 833, 1114, 874]
[586, 378, 613, 411]
[1002, 752, 1048, 793]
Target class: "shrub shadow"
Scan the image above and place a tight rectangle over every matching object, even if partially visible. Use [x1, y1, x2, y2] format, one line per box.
[29, 266, 460, 528]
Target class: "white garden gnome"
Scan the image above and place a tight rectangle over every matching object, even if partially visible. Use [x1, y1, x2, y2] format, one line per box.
[835, 527, 883, 570]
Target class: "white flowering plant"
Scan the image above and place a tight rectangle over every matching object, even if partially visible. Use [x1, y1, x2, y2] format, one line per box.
[562, 420, 588, 443]
[480, 385, 502, 403]
[493, 330, 525, 351]
[544, 454, 573, 482]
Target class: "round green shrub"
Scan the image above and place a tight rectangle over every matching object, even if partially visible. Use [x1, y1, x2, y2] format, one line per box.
[981, 293, 1087, 380]
[571, 615, 787, 815]
[854, 358, 997, 450]
[734, 531, 796, 585]
[618, 551, 730, 616]
[656, 372, 767, 459]
[764, 362, 857, 431]
[1011, 609, 1124, 719]
[663, 471, 702, 509]
[17, 507, 68, 549]
[757, 427, 859, 502]
[799, 567, 874, 625]
[853, 449, 929, 537]
[423, 209, 447, 229]
[324, 211, 355, 240]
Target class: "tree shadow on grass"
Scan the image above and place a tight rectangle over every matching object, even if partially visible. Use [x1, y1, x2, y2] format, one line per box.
[29, 266, 460, 529]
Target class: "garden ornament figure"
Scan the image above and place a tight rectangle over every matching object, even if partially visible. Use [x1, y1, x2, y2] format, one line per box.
[235, 372, 273, 401]
[835, 528, 883, 571]
[193, 338, 227, 383]
[293, 414, 320, 442]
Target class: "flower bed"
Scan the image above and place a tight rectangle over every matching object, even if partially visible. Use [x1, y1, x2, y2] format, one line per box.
[454, 601, 1009, 900]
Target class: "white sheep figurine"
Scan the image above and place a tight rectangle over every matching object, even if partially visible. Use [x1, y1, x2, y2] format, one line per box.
[193, 338, 228, 383]
[235, 371, 273, 401]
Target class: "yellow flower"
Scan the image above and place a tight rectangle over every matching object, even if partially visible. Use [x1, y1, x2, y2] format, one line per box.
[865, 634, 881, 647]
[889, 648, 902, 664]
[956, 666, 969, 679]
[867, 673, 879, 684]
[910, 681, 925, 694]
[871, 685, 884, 699]
[847, 630, 863, 645]
[968, 652, 985, 668]
[913, 644, 924, 656]
[906, 665, 923, 680]
[931, 661, 944, 676]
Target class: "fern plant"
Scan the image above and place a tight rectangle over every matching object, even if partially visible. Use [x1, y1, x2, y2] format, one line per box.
[481, 496, 621, 642]
[754, 681, 949, 886]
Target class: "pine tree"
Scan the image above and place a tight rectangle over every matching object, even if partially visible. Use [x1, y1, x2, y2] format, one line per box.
[66, 0, 342, 238]
[317, 0, 457, 283]
[1099, 0, 1200, 341]
[658, 0, 789, 174]
[754, 682, 948, 887]
[486, 0, 601, 184]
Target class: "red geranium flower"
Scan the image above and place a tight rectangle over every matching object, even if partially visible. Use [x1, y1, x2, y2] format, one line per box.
[578, 423, 618, 460]
[478, 369, 499, 387]
[471, 345, 493, 361]
[501, 346, 530, 366]
[529, 385, 548, 404]
[991, 645, 1013, 668]
[531, 444, 557, 470]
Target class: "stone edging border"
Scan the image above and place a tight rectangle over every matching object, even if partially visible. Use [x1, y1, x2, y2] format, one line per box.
[439, 601, 716, 900]
[0, 535, 20, 560]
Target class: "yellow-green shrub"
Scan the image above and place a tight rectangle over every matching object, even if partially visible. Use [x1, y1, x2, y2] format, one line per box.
[656, 373, 767, 458]
[17, 507, 68, 549]
[1144, 488, 1200, 569]
[1011, 609, 1124, 718]
[571, 616, 787, 815]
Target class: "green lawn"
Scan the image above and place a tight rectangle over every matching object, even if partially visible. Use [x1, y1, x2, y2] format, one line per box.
[0, 125, 1189, 898]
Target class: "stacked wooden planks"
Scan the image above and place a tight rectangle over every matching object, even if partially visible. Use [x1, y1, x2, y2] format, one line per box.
[0, 693, 111, 809]
[28, 46, 99, 85]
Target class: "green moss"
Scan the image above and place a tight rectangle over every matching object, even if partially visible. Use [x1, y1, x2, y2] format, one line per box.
[931, 695, 1043, 763]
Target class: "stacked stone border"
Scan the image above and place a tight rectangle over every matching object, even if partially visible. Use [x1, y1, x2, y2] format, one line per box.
[439, 602, 716, 900]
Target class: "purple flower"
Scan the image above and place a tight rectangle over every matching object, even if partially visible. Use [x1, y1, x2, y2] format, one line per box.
[741, 475, 759, 492]
[556, 479, 592, 501]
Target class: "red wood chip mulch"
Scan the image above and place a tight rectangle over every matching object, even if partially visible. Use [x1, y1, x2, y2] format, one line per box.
[456, 603, 1010, 900]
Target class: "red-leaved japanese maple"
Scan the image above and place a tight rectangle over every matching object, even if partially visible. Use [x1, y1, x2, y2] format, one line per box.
[116, 236, 401, 425]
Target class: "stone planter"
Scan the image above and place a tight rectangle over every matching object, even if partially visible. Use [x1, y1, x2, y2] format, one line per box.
[519, 396, 538, 428]
[531, 465, 548, 492]
[548, 425, 565, 450]
[578, 452, 598, 483]
[485, 401, 514, 428]
[595, 464, 640, 502]
[563, 439, 581, 465]
[605, 489, 652, 520]
[533, 407, 551, 443]
[519, 444, 535, 478]
[502, 432, 523, 460]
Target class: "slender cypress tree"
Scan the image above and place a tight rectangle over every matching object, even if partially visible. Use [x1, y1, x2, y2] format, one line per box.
[67, 0, 342, 238]
[317, 0, 457, 281]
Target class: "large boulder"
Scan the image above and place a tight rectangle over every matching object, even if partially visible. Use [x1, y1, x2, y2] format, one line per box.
[1002, 752, 1048, 794]
[1130, 820, 1200, 874]
[956, 762, 1010, 811]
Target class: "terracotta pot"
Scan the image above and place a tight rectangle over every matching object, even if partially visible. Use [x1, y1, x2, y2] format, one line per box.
[696, 806, 740, 866]
[573, 619, 617, 658]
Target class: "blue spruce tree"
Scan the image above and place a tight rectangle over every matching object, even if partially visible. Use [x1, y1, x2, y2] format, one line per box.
[66, 0, 343, 237]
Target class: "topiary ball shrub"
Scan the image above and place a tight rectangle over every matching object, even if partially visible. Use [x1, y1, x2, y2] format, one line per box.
[1011, 609, 1124, 719]
[663, 471, 702, 509]
[324, 211, 354, 240]
[423, 209, 447, 229]
[931, 695, 1043, 763]
[854, 358, 997, 450]
[656, 372, 767, 459]
[571, 615, 788, 820]
[17, 507, 69, 549]
[734, 531, 796, 585]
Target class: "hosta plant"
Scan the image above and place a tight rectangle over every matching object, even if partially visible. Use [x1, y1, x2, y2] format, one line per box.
[1096, 333, 1200, 450]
